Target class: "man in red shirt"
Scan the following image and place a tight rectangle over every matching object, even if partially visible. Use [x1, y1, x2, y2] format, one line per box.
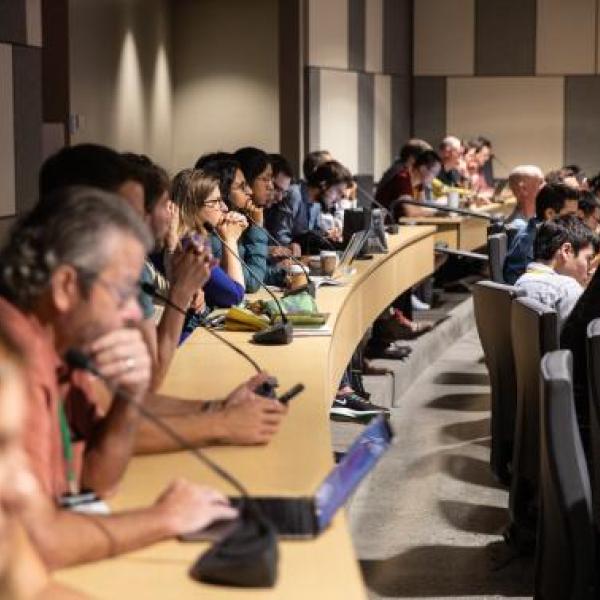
[0, 187, 241, 568]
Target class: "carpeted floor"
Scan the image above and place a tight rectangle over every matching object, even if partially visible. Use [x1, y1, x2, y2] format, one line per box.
[335, 328, 534, 599]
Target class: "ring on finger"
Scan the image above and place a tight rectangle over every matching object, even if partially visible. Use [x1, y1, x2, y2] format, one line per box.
[125, 357, 135, 370]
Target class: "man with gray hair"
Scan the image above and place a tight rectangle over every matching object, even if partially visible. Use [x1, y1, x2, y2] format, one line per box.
[506, 164, 545, 230]
[438, 136, 463, 187]
[0, 186, 239, 568]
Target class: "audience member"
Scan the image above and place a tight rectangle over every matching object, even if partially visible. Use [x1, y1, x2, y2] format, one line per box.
[577, 190, 600, 234]
[514, 215, 595, 329]
[503, 182, 579, 284]
[302, 150, 333, 181]
[376, 149, 441, 219]
[505, 165, 545, 230]
[437, 136, 464, 187]
[40, 145, 210, 389]
[0, 188, 241, 568]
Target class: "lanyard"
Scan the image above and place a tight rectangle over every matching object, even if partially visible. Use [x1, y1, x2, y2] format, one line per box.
[58, 401, 79, 496]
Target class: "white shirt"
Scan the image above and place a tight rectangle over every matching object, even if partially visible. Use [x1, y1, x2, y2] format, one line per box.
[514, 262, 583, 330]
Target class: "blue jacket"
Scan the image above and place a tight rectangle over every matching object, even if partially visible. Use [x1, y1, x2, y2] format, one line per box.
[503, 217, 538, 285]
[264, 182, 321, 245]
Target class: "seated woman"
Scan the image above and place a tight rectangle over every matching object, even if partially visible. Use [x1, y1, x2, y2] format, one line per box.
[0, 333, 83, 598]
[170, 169, 246, 310]
[196, 151, 285, 291]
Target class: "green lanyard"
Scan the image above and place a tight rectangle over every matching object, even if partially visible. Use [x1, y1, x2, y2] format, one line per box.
[58, 401, 79, 496]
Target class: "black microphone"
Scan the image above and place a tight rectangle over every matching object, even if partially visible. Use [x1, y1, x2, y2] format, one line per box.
[140, 282, 262, 375]
[392, 197, 505, 227]
[243, 212, 316, 298]
[203, 221, 293, 346]
[64, 348, 279, 588]
[354, 181, 399, 234]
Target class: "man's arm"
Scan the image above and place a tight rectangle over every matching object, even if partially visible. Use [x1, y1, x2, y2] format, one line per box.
[134, 373, 288, 453]
[21, 479, 237, 570]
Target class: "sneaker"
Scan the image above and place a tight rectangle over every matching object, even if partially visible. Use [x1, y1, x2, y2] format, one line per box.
[411, 294, 431, 311]
[330, 393, 390, 423]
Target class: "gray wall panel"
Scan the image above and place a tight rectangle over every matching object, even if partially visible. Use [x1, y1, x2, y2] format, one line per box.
[358, 72, 374, 175]
[305, 66, 321, 152]
[412, 76, 445, 147]
[383, 0, 411, 75]
[348, 0, 365, 72]
[0, 1, 26, 44]
[475, 0, 536, 75]
[391, 75, 411, 161]
[13, 45, 42, 214]
[565, 76, 600, 175]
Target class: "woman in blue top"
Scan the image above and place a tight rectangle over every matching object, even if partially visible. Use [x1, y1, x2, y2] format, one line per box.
[170, 168, 246, 309]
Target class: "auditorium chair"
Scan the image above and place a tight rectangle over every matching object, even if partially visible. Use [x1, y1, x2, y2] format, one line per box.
[487, 232, 507, 284]
[536, 350, 595, 600]
[585, 319, 600, 533]
[472, 281, 524, 485]
[506, 297, 558, 553]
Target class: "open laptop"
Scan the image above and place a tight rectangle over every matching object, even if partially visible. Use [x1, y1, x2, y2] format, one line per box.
[311, 229, 370, 287]
[182, 416, 393, 541]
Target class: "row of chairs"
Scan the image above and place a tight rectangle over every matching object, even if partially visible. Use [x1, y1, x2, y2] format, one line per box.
[474, 280, 600, 598]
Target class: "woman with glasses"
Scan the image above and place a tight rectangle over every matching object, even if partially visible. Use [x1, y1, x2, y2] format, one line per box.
[197, 151, 287, 292]
[170, 169, 246, 311]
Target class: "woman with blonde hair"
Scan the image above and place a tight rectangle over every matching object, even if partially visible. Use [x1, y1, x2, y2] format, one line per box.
[170, 168, 245, 310]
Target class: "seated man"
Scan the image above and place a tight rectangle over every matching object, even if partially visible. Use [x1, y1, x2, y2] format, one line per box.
[503, 182, 579, 284]
[267, 159, 353, 253]
[505, 165, 545, 231]
[0, 188, 240, 568]
[437, 136, 464, 187]
[577, 190, 600, 234]
[514, 215, 596, 329]
[40, 145, 286, 449]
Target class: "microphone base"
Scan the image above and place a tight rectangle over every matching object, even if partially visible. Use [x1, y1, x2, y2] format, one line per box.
[252, 322, 293, 345]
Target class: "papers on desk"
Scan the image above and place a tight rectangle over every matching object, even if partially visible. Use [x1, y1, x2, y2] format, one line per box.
[291, 313, 333, 337]
[311, 267, 356, 289]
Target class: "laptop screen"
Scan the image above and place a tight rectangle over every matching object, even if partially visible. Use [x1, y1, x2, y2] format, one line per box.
[314, 416, 394, 530]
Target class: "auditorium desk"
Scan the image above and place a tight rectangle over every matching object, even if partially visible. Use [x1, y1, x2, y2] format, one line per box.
[399, 198, 515, 251]
[54, 226, 436, 599]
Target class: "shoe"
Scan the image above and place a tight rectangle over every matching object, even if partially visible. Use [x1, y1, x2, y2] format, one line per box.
[411, 294, 431, 311]
[364, 340, 412, 360]
[330, 393, 390, 423]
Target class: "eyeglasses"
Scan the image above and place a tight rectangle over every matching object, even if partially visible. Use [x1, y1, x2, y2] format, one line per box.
[255, 175, 273, 185]
[94, 277, 141, 309]
[203, 198, 224, 208]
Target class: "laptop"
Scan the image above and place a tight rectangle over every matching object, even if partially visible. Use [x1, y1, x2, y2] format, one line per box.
[311, 230, 370, 287]
[182, 416, 393, 541]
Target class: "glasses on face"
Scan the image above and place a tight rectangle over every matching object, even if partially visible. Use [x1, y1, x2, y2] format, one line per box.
[255, 175, 273, 185]
[93, 276, 141, 310]
[203, 197, 225, 208]
[231, 181, 251, 193]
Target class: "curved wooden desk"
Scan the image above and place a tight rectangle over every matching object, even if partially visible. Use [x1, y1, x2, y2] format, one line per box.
[55, 225, 435, 599]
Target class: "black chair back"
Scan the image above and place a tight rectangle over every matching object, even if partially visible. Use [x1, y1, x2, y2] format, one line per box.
[472, 281, 524, 484]
[508, 297, 558, 552]
[585, 318, 600, 532]
[487, 232, 507, 283]
[536, 350, 595, 600]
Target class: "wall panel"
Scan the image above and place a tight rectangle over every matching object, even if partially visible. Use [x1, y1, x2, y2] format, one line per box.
[0, 44, 15, 218]
[447, 77, 564, 176]
[308, 0, 349, 69]
[414, 0, 474, 75]
[374, 74, 392, 180]
[365, 0, 383, 73]
[537, 0, 596, 74]
[319, 69, 359, 173]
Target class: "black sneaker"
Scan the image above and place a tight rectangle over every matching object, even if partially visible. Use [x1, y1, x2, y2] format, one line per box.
[329, 393, 390, 423]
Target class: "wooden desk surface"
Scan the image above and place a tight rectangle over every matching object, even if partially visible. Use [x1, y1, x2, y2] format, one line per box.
[55, 226, 436, 599]
[398, 197, 515, 251]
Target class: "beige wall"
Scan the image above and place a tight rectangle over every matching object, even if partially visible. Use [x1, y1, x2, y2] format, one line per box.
[171, 0, 279, 170]
[69, 0, 173, 168]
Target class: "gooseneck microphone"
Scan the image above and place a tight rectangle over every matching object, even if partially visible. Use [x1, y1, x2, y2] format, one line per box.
[64, 348, 279, 588]
[243, 212, 316, 298]
[140, 282, 262, 374]
[392, 197, 504, 224]
[354, 181, 399, 235]
[141, 281, 306, 401]
[203, 221, 293, 346]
